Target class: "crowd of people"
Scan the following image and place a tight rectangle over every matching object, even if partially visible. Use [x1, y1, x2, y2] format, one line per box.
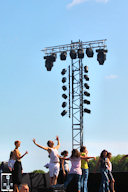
[8, 137, 128, 192]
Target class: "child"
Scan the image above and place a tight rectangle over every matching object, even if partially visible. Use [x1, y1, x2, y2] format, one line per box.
[63, 149, 96, 192]
[58, 150, 69, 184]
[80, 146, 96, 192]
[95, 150, 110, 192]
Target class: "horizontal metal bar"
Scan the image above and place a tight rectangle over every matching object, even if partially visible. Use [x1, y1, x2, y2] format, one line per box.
[41, 39, 107, 54]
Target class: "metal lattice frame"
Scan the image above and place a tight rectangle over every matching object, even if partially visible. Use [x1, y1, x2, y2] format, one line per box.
[42, 39, 107, 149]
[71, 58, 84, 149]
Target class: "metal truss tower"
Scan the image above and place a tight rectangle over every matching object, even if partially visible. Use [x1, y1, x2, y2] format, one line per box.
[71, 58, 84, 148]
[42, 39, 107, 149]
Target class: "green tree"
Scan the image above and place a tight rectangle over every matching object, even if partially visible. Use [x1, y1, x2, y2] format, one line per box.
[88, 154, 128, 172]
[32, 169, 46, 174]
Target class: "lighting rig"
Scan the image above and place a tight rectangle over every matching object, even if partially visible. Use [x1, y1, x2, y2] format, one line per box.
[42, 39, 107, 149]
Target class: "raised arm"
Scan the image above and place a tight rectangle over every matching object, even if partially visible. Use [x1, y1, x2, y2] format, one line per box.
[120, 154, 128, 162]
[80, 156, 96, 161]
[54, 136, 60, 150]
[33, 138, 49, 151]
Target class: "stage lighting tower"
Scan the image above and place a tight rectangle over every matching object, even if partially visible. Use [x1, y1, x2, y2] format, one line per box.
[42, 39, 107, 149]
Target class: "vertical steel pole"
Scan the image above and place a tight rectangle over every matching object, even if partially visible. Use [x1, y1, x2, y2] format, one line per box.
[71, 59, 74, 149]
[80, 58, 83, 147]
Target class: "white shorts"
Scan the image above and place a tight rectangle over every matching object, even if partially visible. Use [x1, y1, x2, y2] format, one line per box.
[49, 163, 60, 177]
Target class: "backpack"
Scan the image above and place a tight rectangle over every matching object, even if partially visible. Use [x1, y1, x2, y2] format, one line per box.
[8, 151, 16, 170]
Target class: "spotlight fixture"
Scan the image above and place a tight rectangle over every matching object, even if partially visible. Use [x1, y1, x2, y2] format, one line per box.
[45, 58, 53, 71]
[62, 85, 67, 91]
[51, 53, 57, 62]
[84, 108, 91, 113]
[60, 51, 67, 60]
[62, 94, 67, 99]
[96, 49, 108, 65]
[86, 48, 94, 58]
[84, 83, 89, 89]
[62, 102, 67, 108]
[61, 110, 67, 116]
[61, 69, 67, 75]
[84, 66, 88, 73]
[84, 75, 89, 81]
[44, 55, 56, 71]
[84, 91, 90, 97]
[70, 49, 77, 59]
[62, 77, 67, 83]
[78, 49, 84, 59]
[84, 100, 90, 105]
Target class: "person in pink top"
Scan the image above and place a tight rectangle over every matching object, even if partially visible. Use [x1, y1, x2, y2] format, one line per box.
[63, 149, 96, 192]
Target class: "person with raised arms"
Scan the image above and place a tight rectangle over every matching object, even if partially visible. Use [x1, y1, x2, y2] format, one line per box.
[33, 136, 60, 186]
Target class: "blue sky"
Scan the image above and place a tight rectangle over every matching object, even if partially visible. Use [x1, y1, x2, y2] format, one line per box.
[0, 0, 128, 172]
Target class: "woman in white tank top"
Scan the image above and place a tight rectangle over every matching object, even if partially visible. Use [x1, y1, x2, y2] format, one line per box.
[33, 136, 60, 186]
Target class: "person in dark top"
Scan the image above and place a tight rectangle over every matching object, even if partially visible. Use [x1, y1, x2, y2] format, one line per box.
[95, 150, 110, 192]
[58, 150, 69, 184]
[12, 140, 28, 192]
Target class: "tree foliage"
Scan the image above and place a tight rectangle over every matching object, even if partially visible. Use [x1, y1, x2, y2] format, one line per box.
[32, 169, 45, 174]
[88, 155, 128, 173]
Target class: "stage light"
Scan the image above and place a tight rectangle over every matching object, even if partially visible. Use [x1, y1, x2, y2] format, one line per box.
[62, 94, 67, 99]
[86, 48, 94, 57]
[84, 108, 91, 113]
[70, 49, 77, 59]
[51, 53, 57, 62]
[84, 91, 90, 97]
[84, 66, 88, 73]
[62, 85, 67, 91]
[44, 55, 56, 71]
[45, 58, 53, 71]
[61, 69, 67, 75]
[61, 110, 67, 116]
[62, 77, 67, 83]
[60, 51, 67, 60]
[78, 49, 84, 59]
[84, 83, 89, 89]
[62, 102, 67, 108]
[96, 49, 107, 65]
[84, 75, 89, 81]
[84, 100, 90, 105]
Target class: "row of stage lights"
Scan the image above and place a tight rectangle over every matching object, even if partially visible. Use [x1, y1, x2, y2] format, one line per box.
[61, 68, 68, 117]
[60, 66, 91, 117]
[44, 48, 108, 71]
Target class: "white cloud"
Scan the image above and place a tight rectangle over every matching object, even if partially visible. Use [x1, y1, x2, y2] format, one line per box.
[67, 0, 109, 8]
[67, 0, 88, 9]
[105, 74, 118, 80]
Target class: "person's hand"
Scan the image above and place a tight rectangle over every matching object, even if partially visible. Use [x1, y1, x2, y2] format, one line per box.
[25, 151, 28, 155]
[33, 138, 36, 144]
[56, 136, 59, 141]
[63, 171, 66, 176]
